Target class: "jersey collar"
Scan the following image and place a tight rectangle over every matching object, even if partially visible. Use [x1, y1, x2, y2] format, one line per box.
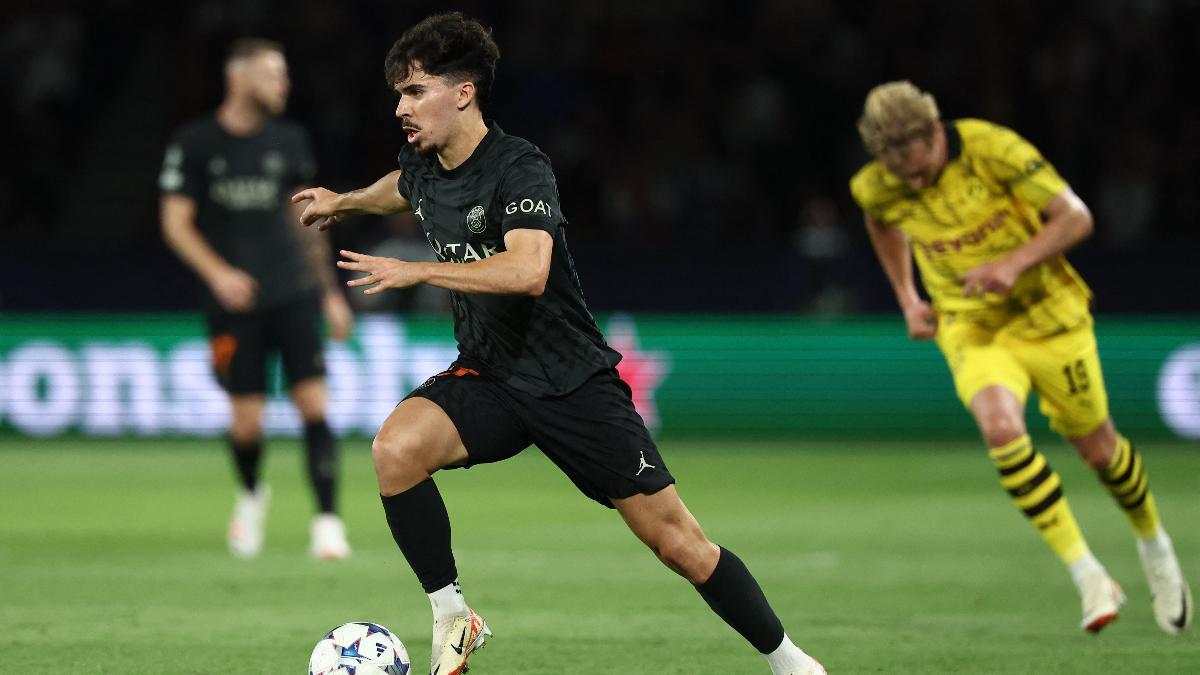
[437, 121, 502, 179]
[944, 119, 962, 163]
[923, 120, 962, 189]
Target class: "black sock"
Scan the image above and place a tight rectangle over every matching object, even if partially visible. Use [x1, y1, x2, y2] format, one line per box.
[694, 546, 785, 654]
[304, 419, 338, 513]
[229, 436, 263, 492]
[381, 478, 458, 593]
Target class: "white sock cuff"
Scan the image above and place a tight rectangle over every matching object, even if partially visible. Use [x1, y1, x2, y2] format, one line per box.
[1137, 526, 1172, 553]
[428, 580, 468, 619]
[765, 633, 809, 674]
[1068, 551, 1104, 588]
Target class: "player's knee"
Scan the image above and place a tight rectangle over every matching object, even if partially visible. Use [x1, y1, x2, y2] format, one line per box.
[653, 530, 712, 583]
[294, 400, 326, 424]
[230, 418, 262, 444]
[978, 412, 1025, 448]
[1081, 449, 1111, 471]
[290, 382, 327, 422]
[1074, 441, 1114, 471]
[371, 429, 437, 487]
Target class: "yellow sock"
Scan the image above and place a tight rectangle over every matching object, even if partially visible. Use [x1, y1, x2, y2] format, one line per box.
[988, 435, 1089, 565]
[1099, 436, 1161, 539]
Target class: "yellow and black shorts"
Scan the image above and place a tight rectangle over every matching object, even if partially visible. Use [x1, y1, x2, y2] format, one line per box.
[935, 304, 1109, 438]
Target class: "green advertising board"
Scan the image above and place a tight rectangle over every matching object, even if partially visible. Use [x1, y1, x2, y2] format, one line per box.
[0, 314, 1197, 440]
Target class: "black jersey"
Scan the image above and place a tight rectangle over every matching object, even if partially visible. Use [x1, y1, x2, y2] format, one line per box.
[159, 116, 318, 312]
[396, 123, 620, 397]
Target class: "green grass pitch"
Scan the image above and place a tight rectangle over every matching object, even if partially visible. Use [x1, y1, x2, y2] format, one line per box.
[1, 436, 1197, 674]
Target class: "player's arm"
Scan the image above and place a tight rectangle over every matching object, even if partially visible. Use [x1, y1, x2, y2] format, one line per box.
[337, 228, 553, 297]
[160, 193, 258, 312]
[291, 170, 411, 231]
[864, 212, 937, 339]
[960, 188, 1093, 297]
[287, 197, 354, 340]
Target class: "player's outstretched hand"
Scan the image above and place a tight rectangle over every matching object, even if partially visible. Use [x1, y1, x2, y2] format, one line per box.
[292, 187, 345, 231]
[960, 260, 1017, 298]
[902, 300, 937, 340]
[338, 250, 427, 295]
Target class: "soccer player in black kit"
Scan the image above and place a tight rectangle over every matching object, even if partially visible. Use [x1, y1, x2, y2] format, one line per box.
[160, 39, 353, 560]
[293, 13, 825, 675]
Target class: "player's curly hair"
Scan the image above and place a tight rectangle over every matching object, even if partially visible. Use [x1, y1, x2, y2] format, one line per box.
[384, 12, 500, 108]
[857, 80, 940, 159]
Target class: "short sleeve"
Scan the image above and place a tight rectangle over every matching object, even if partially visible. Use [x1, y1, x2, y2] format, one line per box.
[498, 153, 562, 236]
[978, 125, 1067, 211]
[849, 164, 889, 223]
[158, 133, 203, 200]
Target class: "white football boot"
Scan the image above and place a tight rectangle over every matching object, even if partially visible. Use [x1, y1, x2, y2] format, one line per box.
[1138, 533, 1194, 635]
[787, 655, 828, 674]
[309, 513, 352, 560]
[1079, 571, 1125, 632]
[430, 608, 491, 675]
[227, 485, 270, 558]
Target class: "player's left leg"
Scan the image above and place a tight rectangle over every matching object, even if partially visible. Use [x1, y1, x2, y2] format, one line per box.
[277, 294, 349, 559]
[1030, 324, 1192, 635]
[613, 487, 825, 675]
[524, 370, 823, 673]
[291, 377, 350, 560]
[1066, 420, 1192, 635]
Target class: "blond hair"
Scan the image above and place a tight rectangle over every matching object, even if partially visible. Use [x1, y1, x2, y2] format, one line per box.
[857, 81, 940, 158]
[225, 37, 283, 74]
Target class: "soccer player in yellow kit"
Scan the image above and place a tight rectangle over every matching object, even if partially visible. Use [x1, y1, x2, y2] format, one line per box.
[850, 81, 1192, 634]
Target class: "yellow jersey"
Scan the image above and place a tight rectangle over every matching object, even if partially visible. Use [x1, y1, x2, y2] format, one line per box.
[850, 119, 1091, 323]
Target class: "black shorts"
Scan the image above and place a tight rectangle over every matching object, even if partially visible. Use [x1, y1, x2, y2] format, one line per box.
[407, 364, 674, 508]
[205, 293, 326, 395]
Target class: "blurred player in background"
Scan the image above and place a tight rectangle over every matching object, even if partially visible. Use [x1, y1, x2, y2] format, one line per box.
[851, 81, 1192, 634]
[160, 38, 354, 560]
[293, 12, 825, 675]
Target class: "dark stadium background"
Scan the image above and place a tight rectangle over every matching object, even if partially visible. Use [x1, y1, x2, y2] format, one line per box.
[2, 0, 1197, 313]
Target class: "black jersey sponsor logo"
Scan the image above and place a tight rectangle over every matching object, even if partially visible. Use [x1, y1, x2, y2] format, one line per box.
[466, 205, 487, 233]
[209, 176, 281, 211]
[426, 234, 500, 263]
[504, 198, 553, 217]
[262, 150, 286, 176]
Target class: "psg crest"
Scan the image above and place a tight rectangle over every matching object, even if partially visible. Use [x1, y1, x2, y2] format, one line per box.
[466, 205, 487, 233]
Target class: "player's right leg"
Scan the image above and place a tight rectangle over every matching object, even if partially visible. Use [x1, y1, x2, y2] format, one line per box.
[969, 385, 1122, 632]
[227, 393, 270, 558]
[208, 311, 272, 558]
[373, 398, 481, 675]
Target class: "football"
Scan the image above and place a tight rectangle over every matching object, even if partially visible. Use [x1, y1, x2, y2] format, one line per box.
[308, 622, 411, 675]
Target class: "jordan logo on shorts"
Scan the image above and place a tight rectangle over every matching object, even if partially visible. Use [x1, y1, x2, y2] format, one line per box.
[636, 450, 655, 476]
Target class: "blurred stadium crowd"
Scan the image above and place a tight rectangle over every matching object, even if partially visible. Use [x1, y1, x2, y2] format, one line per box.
[2, 0, 1197, 312]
